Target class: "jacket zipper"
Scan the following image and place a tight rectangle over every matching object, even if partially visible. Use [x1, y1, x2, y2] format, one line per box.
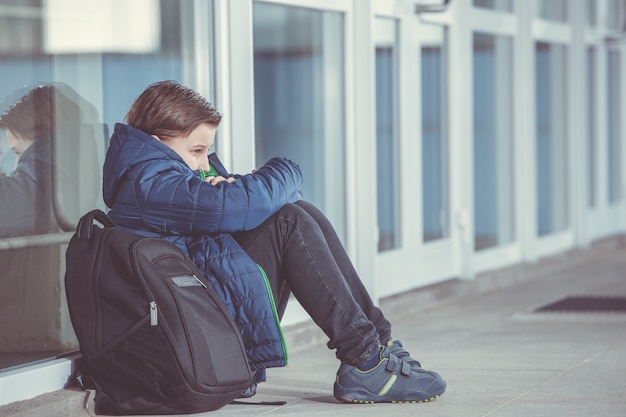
[257, 265, 288, 365]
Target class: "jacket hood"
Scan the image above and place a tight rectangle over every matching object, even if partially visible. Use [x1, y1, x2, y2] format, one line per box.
[103, 123, 189, 208]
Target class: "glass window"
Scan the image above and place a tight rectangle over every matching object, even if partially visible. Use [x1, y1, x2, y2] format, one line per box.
[586, 47, 597, 208]
[253, 3, 347, 240]
[0, 1, 43, 55]
[0, 0, 214, 371]
[421, 25, 449, 243]
[606, 0, 626, 31]
[472, 0, 513, 12]
[607, 48, 622, 205]
[536, 0, 568, 22]
[375, 17, 401, 252]
[586, 0, 597, 27]
[101, 0, 215, 130]
[535, 42, 569, 236]
[473, 32, 515, 251]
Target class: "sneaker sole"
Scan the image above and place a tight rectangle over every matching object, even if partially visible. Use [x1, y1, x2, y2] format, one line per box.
[334, 383, 445, 404]
[338, 394, 442, 404]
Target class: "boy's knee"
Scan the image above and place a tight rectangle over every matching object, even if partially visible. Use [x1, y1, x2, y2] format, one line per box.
[276, 203, 317, 228]
[277, 202, 304, 219]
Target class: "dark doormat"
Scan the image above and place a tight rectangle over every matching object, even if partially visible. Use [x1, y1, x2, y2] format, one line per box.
[534, 296, 626, 313]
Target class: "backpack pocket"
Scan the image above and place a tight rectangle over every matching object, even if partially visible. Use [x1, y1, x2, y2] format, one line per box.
[87, 315, 188, 414]
[164, 273, 252, 387]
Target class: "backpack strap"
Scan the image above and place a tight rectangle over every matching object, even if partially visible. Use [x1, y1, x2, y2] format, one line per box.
[230, 400, 288, 406]
[76, 209, 116, 239]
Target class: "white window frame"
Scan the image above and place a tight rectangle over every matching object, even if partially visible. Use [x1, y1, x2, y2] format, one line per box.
[529, 0, 577, 259]
[584, 0, 626, 241]
[470, 4, 523, 274]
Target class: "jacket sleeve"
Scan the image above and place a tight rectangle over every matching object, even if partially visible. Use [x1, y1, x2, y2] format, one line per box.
[0, 147, 55, 237]
[0, 170, 39, 236]
[136, 156, 303, 234]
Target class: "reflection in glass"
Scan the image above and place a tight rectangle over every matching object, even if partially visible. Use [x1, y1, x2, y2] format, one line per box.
[253, 3, 346, 240]
[536, 42, 569, 236]
[0, 83, 101, 368]
[0, 0, 213, 371]
[473, 33, 515, 251]
[607, 48, 622, 204]
[0, 83, 100, 236]
[375, 18, 401, 252]
[421, 25, 449, 243]
[586, 47, 597, 208]
[0, 130, 15, 175]
[472, 0, 513, 12]
[536, 0, 568, 22]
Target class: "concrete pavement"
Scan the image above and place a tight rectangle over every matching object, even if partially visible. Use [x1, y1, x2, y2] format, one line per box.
[2, 236, 625, 416]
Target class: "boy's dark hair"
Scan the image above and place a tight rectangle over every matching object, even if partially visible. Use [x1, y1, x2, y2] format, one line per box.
[125, 80, 222, 141]
[0, 83, 83, 140]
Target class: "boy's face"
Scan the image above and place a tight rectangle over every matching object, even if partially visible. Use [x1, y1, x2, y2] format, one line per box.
[6, 130, 36, 164]
[155, 123, 216, 171]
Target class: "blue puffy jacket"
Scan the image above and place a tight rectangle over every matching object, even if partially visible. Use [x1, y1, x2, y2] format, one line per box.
[102, 123, 303, 379]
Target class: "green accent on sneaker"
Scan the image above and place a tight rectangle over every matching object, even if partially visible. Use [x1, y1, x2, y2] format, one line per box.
[377, 374, 397, 396]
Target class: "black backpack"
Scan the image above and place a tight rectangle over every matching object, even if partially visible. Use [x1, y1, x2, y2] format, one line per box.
[64, 209, 253, 415]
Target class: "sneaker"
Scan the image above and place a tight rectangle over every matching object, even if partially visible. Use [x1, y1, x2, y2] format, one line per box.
[238, 382, 257, 399]
[387, 340, 422, 370]
[333, 346, 446, 404]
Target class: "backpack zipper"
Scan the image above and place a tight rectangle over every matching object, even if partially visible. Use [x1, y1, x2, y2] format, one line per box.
[130, 242, 205, 328]
[130, 241, 161, 328]
[144, 274, 206, 326]
[150, 301, 158, 326]
[192, 274, 207, 288]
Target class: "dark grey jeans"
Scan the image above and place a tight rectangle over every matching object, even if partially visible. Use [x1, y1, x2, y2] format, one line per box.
[233, 200, 391, 367]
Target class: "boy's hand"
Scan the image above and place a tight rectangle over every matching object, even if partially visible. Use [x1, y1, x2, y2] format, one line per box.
[204, 175, 236, 186]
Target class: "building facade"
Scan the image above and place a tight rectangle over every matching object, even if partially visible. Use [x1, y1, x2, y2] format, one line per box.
[0, 0, 624, 406]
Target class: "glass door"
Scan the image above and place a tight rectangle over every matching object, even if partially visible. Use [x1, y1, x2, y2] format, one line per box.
[535, 41, 569, 237]
[374, 7, 461, 295]
[472, 32, 515, 252]
[584, 0, 624, 241]
[531, 0, 576, 256]
[250, 1, 348, 323]
[413, 16, 461, 285]
[375, 17, 401, 254]
[421, 25, 450, 247]
[588, 46, 624, 239]
[252, 2, 347, 240]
